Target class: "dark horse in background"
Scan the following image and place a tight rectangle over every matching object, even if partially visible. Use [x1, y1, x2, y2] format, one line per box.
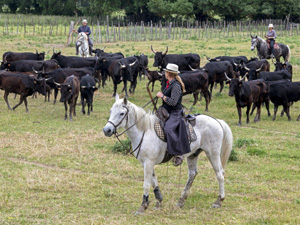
[250, 35, 291, 63]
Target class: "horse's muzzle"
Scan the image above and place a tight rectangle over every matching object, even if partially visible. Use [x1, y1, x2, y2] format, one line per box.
[250, 47, 254, 51]
[103, 124, 114, 137]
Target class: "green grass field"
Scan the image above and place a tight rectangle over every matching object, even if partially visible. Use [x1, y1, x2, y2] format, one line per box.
[0, 34, 300, 224]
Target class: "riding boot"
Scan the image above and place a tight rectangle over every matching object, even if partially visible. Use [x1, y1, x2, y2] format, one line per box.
[75, 45, 79, 55]
[89, 46, 92, 56]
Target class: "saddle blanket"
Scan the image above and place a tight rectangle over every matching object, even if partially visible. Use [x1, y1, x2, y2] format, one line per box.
[154, 119, 197, 143]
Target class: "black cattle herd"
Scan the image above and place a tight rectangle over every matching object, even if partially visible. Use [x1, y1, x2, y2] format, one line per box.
[0, 44, 298, 125]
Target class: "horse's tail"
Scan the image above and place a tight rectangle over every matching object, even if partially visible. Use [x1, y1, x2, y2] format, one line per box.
[286, 45, 291, 62]
[218, 120, 233, 169]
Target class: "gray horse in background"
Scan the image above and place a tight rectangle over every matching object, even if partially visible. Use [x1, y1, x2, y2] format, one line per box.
[250, 35, 291, 62]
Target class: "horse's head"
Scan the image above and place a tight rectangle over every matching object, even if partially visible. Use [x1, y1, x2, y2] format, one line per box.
[250, 35, 258, 51]
[76, 32, 87, 47]
[103, 94, 129, 137]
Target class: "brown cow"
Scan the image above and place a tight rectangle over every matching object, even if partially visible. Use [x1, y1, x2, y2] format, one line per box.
[0, 71, 47, 112]
[225, 73, 268, 126]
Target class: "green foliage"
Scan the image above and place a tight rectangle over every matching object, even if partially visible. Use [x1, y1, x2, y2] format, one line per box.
[247, 148, 267, 157]
[235, 138, 255, 148]
[1, 0, 300, 21]
[229, 149, 239, 162]
[112, 138, 131, 154]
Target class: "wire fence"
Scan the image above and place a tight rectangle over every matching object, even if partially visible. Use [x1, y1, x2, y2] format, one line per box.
[0, 14, 299, 44]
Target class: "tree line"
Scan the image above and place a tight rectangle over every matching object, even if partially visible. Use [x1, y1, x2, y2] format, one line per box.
[0, 0, 300, 22]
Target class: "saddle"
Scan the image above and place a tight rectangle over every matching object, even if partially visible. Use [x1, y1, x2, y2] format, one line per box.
[154, 107, 197, 143]
[266, 39, 279, 49]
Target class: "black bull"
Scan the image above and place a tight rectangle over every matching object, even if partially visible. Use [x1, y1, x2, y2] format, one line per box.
[0, 71, 47, 112]
[161, 70, 211, 111]
[4, 59, 59, 72]
[151, 46, 200, 71]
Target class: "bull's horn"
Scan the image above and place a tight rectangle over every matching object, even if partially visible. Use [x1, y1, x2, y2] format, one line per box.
[151, 45, 156, 53]
[216, 58, 221, 61]
[32, 67, 39, 74]
[53, 47, 56, 54]
[157, 72, 162, 76]
[45, 50, 50, 55]
[240, 74, 247, 81]
[129, 60, 137, 67]
[256, 64, 264, 72]
[101, 46, 107, 51]
[42, 67, 45, 74]
[224, 72, 231, 81]
[206, 57, 211, 61]
[162, 46, 168, 55]
[45, 78, 52, 81]
[68, 85, 71, 88]
[243, 63, 250, 71]
[233, 62, 238, 66]
[81, 86, 86, 89]
[119, 62, 126, 68]
[36, 49, 38, 54]
[53, 80, 61, 86]
[189, 65, 197, 71]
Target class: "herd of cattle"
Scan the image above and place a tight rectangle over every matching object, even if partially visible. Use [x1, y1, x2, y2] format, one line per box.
[0, 45, 298, 125]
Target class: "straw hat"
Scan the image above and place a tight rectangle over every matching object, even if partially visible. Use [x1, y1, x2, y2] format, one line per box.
[163, 63, 180, 74]
[268, 24, 274, 28]
[82, 19, 88, 24]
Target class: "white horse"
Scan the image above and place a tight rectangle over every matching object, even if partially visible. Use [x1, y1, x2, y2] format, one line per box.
[76, 32, 89, 57]
[103, 94, 233, 215]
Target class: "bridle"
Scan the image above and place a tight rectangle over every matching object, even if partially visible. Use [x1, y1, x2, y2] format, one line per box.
[106, 98, 157, 158]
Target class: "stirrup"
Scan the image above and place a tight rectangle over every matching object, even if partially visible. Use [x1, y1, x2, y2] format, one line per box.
[173, 156, 184, 166]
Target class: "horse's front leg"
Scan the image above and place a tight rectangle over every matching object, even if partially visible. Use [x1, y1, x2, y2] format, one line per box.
[177, 152, 199, 208]
[135, 162, 154, 215]
[151, 170, 163, 209]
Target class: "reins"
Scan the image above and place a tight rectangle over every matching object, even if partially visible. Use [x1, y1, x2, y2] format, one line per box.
[108, 97, 158, 158]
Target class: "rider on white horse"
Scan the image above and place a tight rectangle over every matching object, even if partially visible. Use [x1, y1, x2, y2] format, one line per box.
[73, 19, 93, 56]
[156, 63, 190, 166]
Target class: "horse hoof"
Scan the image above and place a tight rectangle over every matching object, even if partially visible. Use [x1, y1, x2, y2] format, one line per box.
[135, 205, 146, 216]
[176, 199, 185, 208]
[154, 201, 162, 210]
[212, 203, 222, 208]
[237, 123, 241, 127]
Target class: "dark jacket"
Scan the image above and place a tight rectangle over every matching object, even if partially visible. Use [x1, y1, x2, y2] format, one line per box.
[162, 79, 183, 112]
[78, 26, 91, 36]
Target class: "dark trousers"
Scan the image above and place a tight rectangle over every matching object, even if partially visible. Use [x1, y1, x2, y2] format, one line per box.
[270, 39, 275, 55]
[164, 109, 191, 156]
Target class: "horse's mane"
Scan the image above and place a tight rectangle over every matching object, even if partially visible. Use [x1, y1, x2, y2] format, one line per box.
[256, 36, 266, 44]
[128, 101, 156, 131]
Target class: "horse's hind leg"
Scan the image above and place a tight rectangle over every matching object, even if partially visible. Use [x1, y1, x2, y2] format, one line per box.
[151, 170, 163, 209]
[207, 152, 225, 208]
[177, 152, 199, 208]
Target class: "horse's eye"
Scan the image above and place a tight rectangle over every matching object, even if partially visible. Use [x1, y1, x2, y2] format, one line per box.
[120, 113, 124, 116]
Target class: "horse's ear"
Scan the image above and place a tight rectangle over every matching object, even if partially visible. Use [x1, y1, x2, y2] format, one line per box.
[255, 35, 257, 38]
[250, 35, 253, 38]
[115, 93, 119, 102]
[123, 97, 128, 105]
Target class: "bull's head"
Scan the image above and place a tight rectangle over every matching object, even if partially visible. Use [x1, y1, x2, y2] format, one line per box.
[33, 78, 47, 96]
[51, 48, 61, 61]
[225, 72, 246, 97]
[151, 45, 168, 68]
